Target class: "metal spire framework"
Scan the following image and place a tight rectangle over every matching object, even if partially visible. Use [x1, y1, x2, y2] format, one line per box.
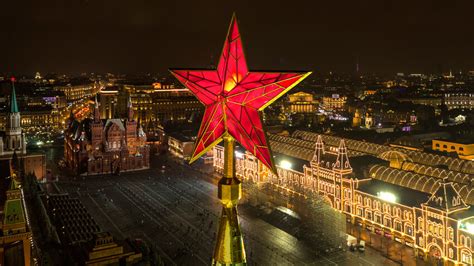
[10, 77, 19, 113]
[170, 14, 311, 265]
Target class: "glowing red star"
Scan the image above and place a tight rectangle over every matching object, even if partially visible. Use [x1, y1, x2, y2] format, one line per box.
[170, 15, 311, 171]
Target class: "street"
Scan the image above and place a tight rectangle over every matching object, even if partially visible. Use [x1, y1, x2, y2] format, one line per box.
[57, 154, 400, 265]
[347, 221, 430, 266]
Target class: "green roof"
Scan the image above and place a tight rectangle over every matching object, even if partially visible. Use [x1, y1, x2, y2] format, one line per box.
[10, 82, 19, 113]
[3, 199, 25, 225]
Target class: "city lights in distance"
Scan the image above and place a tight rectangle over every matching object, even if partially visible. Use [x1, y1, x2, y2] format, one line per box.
[377, 191, 397, 203]
[279, 160, 292, 170]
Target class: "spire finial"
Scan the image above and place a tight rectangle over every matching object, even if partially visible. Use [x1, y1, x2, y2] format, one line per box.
[127, 95, 134, 121]
[334, 139, 351, 171]
[10, 76, 19, 113]
[93, 94, 101, 122]
[312, 135, 325, 163]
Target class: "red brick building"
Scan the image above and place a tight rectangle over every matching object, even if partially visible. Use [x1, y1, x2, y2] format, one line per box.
[64, 96, 149, 175]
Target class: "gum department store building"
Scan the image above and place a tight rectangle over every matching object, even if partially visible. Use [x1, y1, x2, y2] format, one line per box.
[214, 130, 474, 265]
[64, 96, 149, 175]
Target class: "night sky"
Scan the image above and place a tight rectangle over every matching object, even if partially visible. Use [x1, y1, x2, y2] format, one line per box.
[1, 0, 473, 75]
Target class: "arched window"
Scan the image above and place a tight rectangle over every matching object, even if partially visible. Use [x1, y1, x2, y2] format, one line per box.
[419, 236, 424, 246]
[405, 224, 413, 236]
[448, 227, 454, 241]
[462, 250, 472, 264]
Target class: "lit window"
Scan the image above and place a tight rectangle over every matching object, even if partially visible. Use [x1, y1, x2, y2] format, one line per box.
[405, 225, 413, 236]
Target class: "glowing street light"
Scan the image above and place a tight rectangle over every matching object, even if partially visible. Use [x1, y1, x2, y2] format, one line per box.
[280, 160, 292, 170]
[235, 151, 244, 159]
[460, 222, 474, 234]
[377, 191, 397, 203]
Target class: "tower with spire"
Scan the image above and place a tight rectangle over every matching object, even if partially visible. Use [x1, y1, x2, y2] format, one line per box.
[125, 95, 137, 154]
[311, 135, 325, 166]
[0, 77, 27, 156]
[310, 135, 325, 192]
[91, 94, 103, 149]
[333, 139, 352, 174]
[0, 151, 31, 265]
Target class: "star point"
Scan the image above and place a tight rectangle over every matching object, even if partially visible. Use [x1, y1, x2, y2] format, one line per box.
[170, 15, 311, 171]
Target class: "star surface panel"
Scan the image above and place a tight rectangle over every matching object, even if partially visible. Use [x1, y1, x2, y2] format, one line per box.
[170, 15, 311, 171]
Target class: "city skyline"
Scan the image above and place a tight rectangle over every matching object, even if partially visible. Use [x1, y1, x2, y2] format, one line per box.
[1, 1, 473, 75]
[1, 3, 474, 265]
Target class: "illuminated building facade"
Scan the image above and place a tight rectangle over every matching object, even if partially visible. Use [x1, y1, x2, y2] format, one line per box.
[286, 92, 315, 113]
[167, 132, 195, 161]
[432, 139, 474, 160]
[214, 131, 474, 265]
[444, 92, 474, 110]
[54, 82, 99, 103]
[64, 97, 150, 175]
[398, 97, 442, 109]
[99, 86, 119, 120]
[129, 87, 202, 124]
[0, 83, 68, 132]
[19, 107, 61, 133]
[99, 85, 202, 126]
[322, 94, 347, 111]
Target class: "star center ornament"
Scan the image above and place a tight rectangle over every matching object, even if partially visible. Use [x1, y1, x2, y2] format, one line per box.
[170, 14, 311, 172]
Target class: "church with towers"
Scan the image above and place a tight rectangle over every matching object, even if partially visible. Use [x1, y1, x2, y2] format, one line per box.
[64, 95, 150, 175]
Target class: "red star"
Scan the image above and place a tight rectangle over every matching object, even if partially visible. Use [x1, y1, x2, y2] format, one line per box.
[170, 15, 311, 171]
